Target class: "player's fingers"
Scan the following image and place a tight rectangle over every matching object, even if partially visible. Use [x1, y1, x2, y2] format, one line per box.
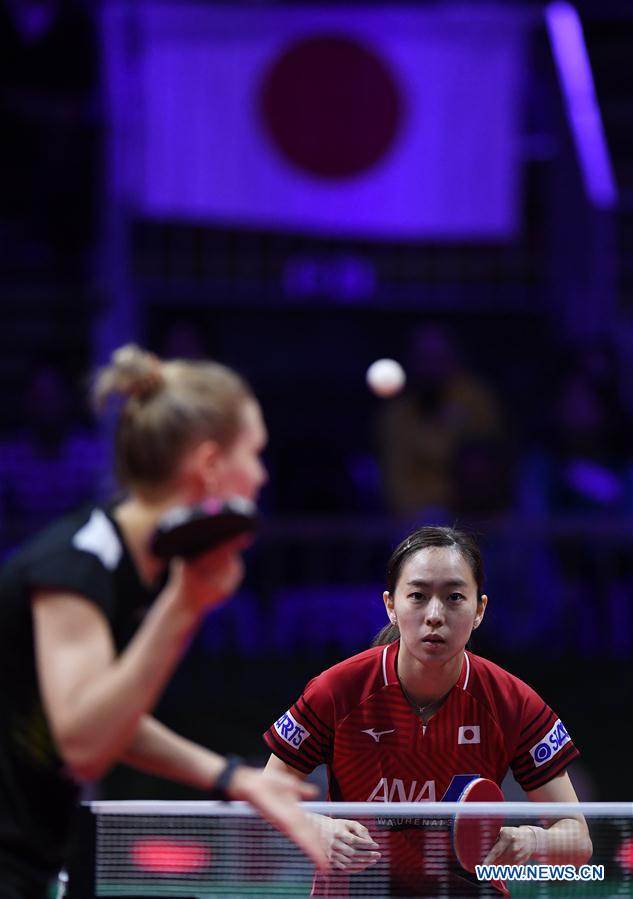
[336, 830, 379, 850]
[345, 819, 370, 836]
[234, 534, 254, 552]
[215, 555, 245, 591]
[264, 802, 329, 871]
[271, 772, 318, 803]
[331, 839, 356, 860]
[295, 780, 319, 800]
[482, 829, 512, 866]
[333, 839, 380, 858]
[332, 850, 381, 871]
[345, 834, 380, 850]
[331, 838, 381, 866]
[334, 819, 379, 849]
[333, 860, 379, 872]
[242, 773, 329, 871]
[196, 534, 253, 565]
[206, 558, 243, 600]
[181, 550, 244, 599]
[190, 546, 243, 577]
[494, 828, 537, 865]
[345, 820, 380, 848]
[286, 812, 329, 871]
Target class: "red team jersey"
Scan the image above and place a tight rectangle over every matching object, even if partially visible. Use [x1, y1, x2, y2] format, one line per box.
[263, 642, 579, 897]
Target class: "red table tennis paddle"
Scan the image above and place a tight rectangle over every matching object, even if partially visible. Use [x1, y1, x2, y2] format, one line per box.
[451, 777, 505, 873]
[150, 497, 258, 559]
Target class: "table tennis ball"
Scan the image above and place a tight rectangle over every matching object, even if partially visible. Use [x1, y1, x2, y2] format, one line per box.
[366, 358, 406, 398]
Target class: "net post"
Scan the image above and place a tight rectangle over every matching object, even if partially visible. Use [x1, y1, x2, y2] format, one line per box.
[66, 803, 97, 898]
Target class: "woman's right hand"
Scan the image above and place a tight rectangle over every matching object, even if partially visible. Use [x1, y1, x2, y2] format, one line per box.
[314, 816, 381, 872]
[168, 537, 247, 615]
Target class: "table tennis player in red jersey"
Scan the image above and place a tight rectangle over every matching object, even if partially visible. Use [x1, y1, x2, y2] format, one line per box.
[264, 526, 592, 896]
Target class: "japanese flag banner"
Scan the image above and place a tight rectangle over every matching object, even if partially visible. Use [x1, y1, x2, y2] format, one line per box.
[102, 3, 530, 239]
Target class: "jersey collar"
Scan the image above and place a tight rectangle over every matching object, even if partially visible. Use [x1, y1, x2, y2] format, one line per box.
[381, 641, 399, 685]
[382, 641, 471, 691]
[457, 650, 471, 690]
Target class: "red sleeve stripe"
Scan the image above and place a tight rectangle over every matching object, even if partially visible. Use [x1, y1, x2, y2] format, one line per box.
[262, 731, 315, 774]
[289, 736, 327, 769]
[518, 745, 580, 791]
[520, 702, 548, 741]
[296, 696, 334, 736]
[514, 743, 579, 784]
[525, 750, 581, 791]
[516, 708, 557, 752]
[512, 756, 540, 779]
[518, 701, 548, 736]
[512, 741, 553, 776]
[511, 736, 574, 779]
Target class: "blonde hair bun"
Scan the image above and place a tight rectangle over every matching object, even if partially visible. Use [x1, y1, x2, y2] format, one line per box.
[94, 344, 164, 408]
[91, 343, 253, 492]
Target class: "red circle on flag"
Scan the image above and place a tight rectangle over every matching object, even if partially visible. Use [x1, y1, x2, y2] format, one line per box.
[259, 35, 403, 179]
[463, 729, 474, 741]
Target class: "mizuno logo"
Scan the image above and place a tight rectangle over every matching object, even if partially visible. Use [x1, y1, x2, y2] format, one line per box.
[362, 728, 396, 743]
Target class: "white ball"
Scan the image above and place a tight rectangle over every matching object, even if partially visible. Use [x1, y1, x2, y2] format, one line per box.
[366, 358, 406, 398]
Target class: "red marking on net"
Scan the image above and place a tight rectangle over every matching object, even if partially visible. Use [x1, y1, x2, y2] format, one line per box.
[617, 837, 633, 872]
[131, 838, 212, 873]
[451, 777, 505, 873]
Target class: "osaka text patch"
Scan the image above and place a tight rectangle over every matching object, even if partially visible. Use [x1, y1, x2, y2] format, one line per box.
[530, 719, 571, 767]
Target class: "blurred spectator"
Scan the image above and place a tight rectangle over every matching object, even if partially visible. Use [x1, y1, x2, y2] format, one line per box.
[519, 369, 633, 519]
[518, 367, 633, 656]
[568, 337, 623, 403]
[0, 362, 109, 554]
[376, 323, 508, 519]
[0, 0, 100, 276]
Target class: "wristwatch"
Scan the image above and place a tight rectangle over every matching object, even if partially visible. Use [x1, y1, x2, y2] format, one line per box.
[210, 755, 244, 800]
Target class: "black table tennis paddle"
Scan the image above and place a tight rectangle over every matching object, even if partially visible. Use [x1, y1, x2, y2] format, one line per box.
[150, 496, 258, 559]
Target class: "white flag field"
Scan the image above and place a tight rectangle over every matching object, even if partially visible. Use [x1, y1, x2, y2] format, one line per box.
[103, 3, 530, 239]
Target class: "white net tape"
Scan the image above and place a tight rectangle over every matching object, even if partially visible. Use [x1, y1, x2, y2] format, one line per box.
[89, 801, 633, 898]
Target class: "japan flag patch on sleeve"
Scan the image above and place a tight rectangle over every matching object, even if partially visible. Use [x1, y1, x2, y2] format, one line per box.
[274, 710, 311, 749]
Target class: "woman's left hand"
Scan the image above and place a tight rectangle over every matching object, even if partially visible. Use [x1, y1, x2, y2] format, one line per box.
[228, 765, 329, 871]
[309, 816, 381, 872]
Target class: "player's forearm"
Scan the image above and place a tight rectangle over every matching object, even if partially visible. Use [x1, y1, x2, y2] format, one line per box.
[121, 715, 226, 789]
[528, 819, 592, 864]
[60, 586, 201, 779]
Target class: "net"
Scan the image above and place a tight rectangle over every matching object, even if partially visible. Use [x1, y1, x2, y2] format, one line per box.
[84, 800, 632, 898]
